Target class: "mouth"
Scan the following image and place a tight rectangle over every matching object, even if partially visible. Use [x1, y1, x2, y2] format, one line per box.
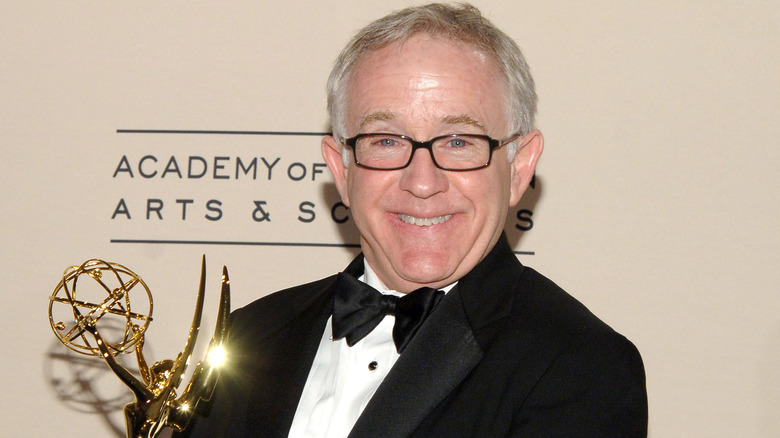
[398, 213, 453, 227]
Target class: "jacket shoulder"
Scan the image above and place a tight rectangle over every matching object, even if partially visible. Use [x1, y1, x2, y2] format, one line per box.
[482, 267, 647, 435]
[513, 267, 647, 432]
[513, 266, 622, 340]
[229, 274, 338, 342]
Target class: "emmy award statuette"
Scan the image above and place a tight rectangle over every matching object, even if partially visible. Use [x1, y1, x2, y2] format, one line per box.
[48, 256, 230, 438]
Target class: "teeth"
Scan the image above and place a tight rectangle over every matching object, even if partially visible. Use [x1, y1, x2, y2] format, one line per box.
[398, 214, 453, 226]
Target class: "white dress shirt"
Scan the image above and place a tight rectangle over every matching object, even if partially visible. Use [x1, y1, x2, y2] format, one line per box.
[287, 262, 453, 438]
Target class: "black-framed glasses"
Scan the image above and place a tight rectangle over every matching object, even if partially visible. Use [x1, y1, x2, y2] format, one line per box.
[343, 133, 519, 171]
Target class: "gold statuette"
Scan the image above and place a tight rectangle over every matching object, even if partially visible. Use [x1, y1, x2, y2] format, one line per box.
[48, 256, 230, 438]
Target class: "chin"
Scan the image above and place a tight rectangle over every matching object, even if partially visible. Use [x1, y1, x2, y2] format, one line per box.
[395, 253, 458, 284]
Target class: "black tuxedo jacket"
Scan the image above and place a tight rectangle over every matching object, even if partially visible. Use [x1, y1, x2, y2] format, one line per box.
[181, 236, 647, 437]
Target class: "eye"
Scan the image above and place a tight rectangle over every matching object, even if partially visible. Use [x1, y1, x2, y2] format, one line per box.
[378, 137, 397, 147]
[447, 137, 471, 148]
[365, 135, 403, 148]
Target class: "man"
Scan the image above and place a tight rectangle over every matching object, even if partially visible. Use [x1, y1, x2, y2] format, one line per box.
[182, 3, 647, 437]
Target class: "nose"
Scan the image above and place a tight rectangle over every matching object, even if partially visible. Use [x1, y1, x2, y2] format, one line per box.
[398, 147, 449, 198]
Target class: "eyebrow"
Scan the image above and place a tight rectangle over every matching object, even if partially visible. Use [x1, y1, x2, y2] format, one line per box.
[356, 111, 487, 133]
[442, 114, 487, 133]
[358, 111, 396, 132]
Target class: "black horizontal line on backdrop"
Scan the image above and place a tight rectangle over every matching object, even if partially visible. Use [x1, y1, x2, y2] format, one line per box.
[116, 129, 330, 136]
[110, 238, 534, 255]
[111, 239, 361, 248]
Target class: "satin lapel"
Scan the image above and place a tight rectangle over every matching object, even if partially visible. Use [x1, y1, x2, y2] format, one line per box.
[348, 285, 483, 438]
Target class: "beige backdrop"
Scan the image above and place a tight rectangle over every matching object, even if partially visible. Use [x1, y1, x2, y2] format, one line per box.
[1, 1, 778, 437]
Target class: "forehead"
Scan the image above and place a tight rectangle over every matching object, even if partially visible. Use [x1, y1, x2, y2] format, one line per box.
[345, 35, 509, 134]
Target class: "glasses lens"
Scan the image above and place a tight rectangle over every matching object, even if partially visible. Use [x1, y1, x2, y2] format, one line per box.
[355, 134, 412, 169]
[432, 135, 491, 170]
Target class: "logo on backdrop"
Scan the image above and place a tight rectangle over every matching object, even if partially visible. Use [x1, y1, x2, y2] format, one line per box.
[109, 129, 536, 253]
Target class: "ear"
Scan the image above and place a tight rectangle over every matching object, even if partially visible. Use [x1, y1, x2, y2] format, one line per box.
[322, 135, 351, 207]
[508, 129, 544, 206]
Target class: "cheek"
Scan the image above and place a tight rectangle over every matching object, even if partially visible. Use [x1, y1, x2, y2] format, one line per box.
[456, 173, 511, 220]
[345, 168, 373, 208]
[346, 171, 390, 218]
[455, 171, 504, 200]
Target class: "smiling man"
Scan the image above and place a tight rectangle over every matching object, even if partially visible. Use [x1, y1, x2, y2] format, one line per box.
[323, 32, 533, 294]
[182, 4, 647, 438]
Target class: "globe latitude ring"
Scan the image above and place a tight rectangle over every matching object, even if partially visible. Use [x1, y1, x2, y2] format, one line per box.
[48, 259, 154, 356]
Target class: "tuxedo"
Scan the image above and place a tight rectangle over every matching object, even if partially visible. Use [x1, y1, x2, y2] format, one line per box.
[180, 235, 647, 437]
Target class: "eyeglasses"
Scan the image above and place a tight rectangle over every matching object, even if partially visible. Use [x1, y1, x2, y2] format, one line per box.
[343, 133, 519, 171]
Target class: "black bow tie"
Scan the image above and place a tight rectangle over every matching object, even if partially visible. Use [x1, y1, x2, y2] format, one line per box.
[332, 272, 444, 353]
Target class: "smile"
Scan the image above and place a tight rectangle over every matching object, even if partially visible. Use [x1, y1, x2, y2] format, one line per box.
[398, 213, 453, 226]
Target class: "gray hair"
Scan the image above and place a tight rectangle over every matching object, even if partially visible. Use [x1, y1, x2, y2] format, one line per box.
[326, 3, 537, 161]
